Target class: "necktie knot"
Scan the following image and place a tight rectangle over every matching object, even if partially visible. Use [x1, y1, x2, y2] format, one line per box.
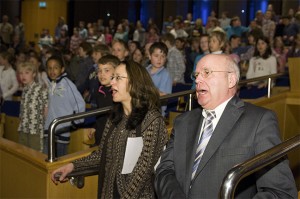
[205, 110, 216, 121]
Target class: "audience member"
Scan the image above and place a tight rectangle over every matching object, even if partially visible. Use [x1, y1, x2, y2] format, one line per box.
[51, 60, 168, 198]
[0, 51, 18, 100]
[193, 18, 206, 36]
[219, 11, 231, 29]
[114, 24, 128, 42]
[170, 19, 188, 39]
[241, 36, 277, 98]
[282, 15, 299, 46]
[111, 39, 129, 61]
[88, 54, 120, 146]
[74, 41, 94, 94]
[175, 37, 186, 57]
[28, 54, 48, 88]
[17, 62, 48, 152]
[191, 34, 210, 89]
[86, 27, 99, 47]
[161, 33, 186, 84]
[131, 47, 144, 64]
[273, 36, 287, 72]
[55, 28, 69, 51]
[262, 10, 276, 45]
[13, 16, 25, 45]
[38, 28, 53, 50]
[104, 27, 113, 45]
[133, 20, 146, 47]
[184, 37, 200, 83]
[0, 15, 13, 48]
[155, 54, 297, 198]
[208, 30, 226, 54]
[146, 42, 172, 116]
[78, 21, 88, 40]
[128, 41, 140, 56]
[70, 27, 83, 54]
[84, 44, 111, 106]
[146, 26, 160, 44]
[254, 10, 264, 27]
[44, 55, 85, 157]
[54, 16, 68, 41]
[287, 33, 300, 58]
[225, 16, 250, 40]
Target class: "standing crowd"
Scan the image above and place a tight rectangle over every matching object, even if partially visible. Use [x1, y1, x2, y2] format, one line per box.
[0, 4, 299, 198]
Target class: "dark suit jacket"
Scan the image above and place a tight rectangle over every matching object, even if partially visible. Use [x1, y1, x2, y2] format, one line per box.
[155, 96, 297, 199]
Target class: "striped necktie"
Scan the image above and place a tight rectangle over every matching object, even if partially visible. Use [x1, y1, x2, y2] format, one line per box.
[191, 110, 216, 181]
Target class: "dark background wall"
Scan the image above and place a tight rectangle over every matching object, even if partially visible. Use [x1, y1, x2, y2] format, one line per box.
[0, 0, 299, 44]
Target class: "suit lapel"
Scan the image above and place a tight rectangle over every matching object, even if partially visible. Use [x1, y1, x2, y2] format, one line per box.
[193, 96, 245, 179]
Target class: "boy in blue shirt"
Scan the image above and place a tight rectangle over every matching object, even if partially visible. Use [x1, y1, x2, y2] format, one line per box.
[146, 42, 172, 116]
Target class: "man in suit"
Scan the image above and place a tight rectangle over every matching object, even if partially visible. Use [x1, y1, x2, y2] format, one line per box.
[155, 54, 297, 198]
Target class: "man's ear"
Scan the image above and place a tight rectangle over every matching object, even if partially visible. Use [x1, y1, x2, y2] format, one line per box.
[61, 67, 65, 73]
[228, 73, 237, 88]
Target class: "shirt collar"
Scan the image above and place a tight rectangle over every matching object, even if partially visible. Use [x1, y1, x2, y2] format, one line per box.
[202, 96, 233, 119]
[147, 64, 165, 74]
[212, 51, 223, 54]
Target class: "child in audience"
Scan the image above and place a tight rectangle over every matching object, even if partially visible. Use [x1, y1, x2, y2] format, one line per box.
[161, 33, 185, 84]
[75, 41, 94, 94]
[246, 36, 277, 85]
[132, 47, 144, 64]
[111, 39, 129, 61]
[44, 55, 85, 157]
[146, 42, 172, 116]
[84, 44, 111, 107]
[0, 52, 19, 100]
[28, 54, 48, 88]
[192, 34, 210, 76]
[273, 36, 287, 73]
[240, 36, 277, 99]
[17, 62, 48, 152]
[88, 54, 120, 146]
[209, 30, 226, 54]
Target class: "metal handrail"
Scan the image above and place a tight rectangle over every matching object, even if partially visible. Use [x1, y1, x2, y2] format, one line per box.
[46, 106, 112, 162]
[46, 72, 288, 162]
[46, 90, 195, 162]
[238, 72, 286, 85]
[219, 134, 300, 199]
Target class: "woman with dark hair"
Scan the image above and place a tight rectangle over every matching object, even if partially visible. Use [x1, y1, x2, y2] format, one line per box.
[51, 60, 168, 199]
[240, 36, 277, 98]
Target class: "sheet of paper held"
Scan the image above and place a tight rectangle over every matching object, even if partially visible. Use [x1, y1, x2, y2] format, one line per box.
[121, 137, 143, 174]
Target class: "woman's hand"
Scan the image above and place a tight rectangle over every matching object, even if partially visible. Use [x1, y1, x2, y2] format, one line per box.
[87, 128, 96, 140]
[51, 163, 74, 184]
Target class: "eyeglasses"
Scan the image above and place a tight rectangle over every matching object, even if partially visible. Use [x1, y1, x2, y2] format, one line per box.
[110, 75, 128, 81]
[191, 68, 234, 80]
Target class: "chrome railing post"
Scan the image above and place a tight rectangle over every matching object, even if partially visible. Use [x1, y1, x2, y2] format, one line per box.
[46, 118, 59, 162]
[267, 77, 272, 98]
[188, 93, 193, 111]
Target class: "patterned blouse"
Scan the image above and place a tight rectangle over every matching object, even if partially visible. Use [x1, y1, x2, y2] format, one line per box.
[18, 82, 48, 136]
[73, 109, 168, 199]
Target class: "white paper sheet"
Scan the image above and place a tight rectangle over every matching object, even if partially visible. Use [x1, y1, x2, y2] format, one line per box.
[121, 137, 143, 174]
